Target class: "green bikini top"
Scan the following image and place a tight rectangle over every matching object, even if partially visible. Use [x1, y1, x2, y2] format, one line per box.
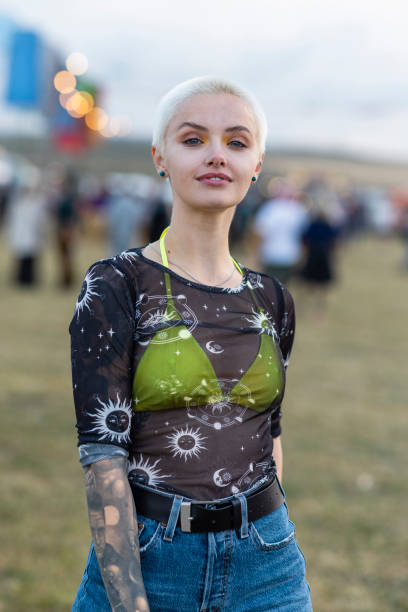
[132, 228, 284, 414]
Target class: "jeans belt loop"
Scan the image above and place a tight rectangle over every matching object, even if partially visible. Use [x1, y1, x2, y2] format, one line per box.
[163, 495, 183, 541]
[237, 492, 249, 538]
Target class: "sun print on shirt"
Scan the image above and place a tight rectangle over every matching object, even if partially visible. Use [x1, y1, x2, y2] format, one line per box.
[244, 308, 278, 339]
[74, 269, 102, 319]
[88, 393, 132, 444]
[127, 454, 172, 487]
[166, 425, 208, 461]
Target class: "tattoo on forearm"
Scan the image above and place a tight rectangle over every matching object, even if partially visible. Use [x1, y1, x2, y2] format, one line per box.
[84, 458, 150, 612]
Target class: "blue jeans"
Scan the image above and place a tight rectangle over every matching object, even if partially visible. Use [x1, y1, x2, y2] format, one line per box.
[72, 479, 312, 611]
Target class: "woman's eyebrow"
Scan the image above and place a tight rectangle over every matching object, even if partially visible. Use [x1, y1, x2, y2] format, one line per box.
[225, 125, 251, 134]
[177, 121, 207, 131]
[177, 121, 251, 134]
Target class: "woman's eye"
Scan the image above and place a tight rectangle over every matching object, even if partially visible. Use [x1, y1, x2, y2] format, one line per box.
[183, 138, 202, 145]
[229, 140, 247, 148]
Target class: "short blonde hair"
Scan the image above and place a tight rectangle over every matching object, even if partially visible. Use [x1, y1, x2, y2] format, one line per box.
[152, 75, 267, 155]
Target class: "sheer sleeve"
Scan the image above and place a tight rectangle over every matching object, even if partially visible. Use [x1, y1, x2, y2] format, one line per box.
[69, 260, 136, 451]
[270, 285, 296, 438]
[78, 442, 129, 467]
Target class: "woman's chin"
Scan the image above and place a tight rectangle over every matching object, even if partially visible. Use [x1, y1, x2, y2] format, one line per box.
[174, 189, 243, 212]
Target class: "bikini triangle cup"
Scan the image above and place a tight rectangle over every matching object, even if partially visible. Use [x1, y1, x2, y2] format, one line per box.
[132, 228, 284, 413]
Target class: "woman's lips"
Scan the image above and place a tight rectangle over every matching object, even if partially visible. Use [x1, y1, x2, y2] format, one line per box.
[196, 173, 232, 186]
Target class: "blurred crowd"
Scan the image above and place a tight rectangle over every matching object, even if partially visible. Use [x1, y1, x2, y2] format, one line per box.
[1, 144, 408, 306]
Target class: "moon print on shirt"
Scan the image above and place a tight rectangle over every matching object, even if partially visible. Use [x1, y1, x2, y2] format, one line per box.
[136, 293, 198, 344]
[88, 393, 132, 444]
[205, 341, 224, 354]
[186, 378, 250, 430]
[213, 468, 233, 487]
[127, 454, 172, 487]
[244, 308, 278, 339]
[166, 425, 207, 461]
[74, 269, 102, 319]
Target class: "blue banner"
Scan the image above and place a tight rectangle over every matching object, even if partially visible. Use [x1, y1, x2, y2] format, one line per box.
[6, 30, 42, 107]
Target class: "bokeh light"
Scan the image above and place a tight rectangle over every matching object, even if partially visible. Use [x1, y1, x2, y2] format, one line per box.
[99, 116, 133, 138]
[53, 70, 76, 94]
[119, 116, 132, 137]
[79, 91, 94, 110]
[85, 107, 108, 131]
[66, 91, 94, 117]
[59, 91, 75, 109]
[109, 117, 122, 137]
[66, 52, 88, 75]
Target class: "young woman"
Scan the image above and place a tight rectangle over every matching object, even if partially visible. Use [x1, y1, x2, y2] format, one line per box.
[70, 76, 313, 611]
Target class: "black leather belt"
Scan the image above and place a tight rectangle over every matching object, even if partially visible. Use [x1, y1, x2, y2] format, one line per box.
[130, 476, 284, 533]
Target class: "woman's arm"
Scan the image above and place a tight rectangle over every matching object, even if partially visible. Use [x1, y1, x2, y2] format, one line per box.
[84, 456, 150, 612]
[272, 435, 283, 483]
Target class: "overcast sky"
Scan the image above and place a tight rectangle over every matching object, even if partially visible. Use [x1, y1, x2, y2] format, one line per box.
[2, 0, 408, 160]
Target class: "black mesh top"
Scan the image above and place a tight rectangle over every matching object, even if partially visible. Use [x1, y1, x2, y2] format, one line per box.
[70, 247, 295, 500]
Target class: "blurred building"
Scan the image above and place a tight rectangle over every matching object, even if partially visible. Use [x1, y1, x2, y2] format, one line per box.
[0, 14, 50, 137]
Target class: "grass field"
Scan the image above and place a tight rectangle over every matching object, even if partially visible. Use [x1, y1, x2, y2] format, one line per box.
[0, 232, 407, 611]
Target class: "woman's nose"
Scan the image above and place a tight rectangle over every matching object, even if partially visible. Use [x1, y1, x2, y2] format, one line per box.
[205, 145, 227, 167]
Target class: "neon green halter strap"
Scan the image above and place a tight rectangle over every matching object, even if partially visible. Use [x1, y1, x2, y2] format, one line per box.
[159, 226, 244, 278]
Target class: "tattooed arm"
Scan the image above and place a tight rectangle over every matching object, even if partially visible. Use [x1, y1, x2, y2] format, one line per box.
[84, 456, 150, 612]
[272, 435, 283, 483]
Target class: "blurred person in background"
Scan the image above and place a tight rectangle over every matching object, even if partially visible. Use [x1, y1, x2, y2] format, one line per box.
[70, 76, 312, 612]
[105, 176, 146, 256]
[229, 177, 263, 248]
[6, 176, 49, 286]
[0, 153, 15, 229]
[362, 187, 396, 236]
[146, 180, 171, 243]
[340, 188, 367, 238]
[399, 207, 408, 271]
[299, 199, 340, 319]
[54, 171, 79, 288]
[252, 179, 308, 283]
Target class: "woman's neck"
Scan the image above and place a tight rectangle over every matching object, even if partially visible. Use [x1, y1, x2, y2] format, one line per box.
[151, 206, 242, 287]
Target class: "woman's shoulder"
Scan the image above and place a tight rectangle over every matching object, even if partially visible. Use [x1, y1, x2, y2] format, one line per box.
[243, 265, 294, 312]
[77, 249, 147, 310]
[84, 248, 145, 283]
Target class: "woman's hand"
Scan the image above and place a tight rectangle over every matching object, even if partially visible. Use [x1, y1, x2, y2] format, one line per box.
[84, 457, 150, 612]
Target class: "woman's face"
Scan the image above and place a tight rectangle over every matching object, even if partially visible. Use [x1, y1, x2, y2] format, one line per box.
[153, 93, 264, 213]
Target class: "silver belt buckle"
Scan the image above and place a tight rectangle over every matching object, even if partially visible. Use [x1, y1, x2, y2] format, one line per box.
[180, 501, 193, 532]
[180, 497, 214, 532]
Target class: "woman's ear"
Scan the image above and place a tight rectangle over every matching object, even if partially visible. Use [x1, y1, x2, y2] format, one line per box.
[254, 152, 264, 177]
[152, 145, 165, 175]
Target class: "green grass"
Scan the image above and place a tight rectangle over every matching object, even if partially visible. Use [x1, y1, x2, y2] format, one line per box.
[0, 233, 407, 611]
